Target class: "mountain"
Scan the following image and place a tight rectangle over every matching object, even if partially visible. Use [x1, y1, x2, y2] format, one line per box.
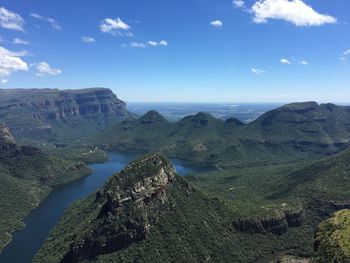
[33, 153, 304, 263]
[97, 102, 350, 167]
[35, 150, 350, 262]
[0, 123, 91, 251]
[0, 88, 131, 143]
[246, 102, 350, 151]
[314, 209, 350, 263]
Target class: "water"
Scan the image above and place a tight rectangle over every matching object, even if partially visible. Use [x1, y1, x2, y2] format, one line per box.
[127, 102, 282, 123]
[0, 152, 209, 263]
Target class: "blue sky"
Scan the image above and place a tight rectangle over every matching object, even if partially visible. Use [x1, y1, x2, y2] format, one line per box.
[0, 0, 349, 103]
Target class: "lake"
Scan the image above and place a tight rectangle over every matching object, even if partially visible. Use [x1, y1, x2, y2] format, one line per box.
[0, 152, 209, 263]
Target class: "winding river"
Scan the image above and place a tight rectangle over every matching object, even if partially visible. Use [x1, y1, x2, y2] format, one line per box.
[0, 152, 209, 263]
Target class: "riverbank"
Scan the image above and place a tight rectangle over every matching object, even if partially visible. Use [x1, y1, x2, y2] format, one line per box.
[0, 164, 91, 253]
[0, 152, 209, 262]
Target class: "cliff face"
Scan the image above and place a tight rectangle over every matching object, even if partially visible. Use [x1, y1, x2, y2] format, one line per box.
[233, 206, 305, 235]
[63, 153, 180, 262]
[0, 123, 16, 149]
[0, 88, 131, 140]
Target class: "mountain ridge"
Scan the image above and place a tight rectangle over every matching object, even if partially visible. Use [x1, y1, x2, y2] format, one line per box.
[96, 102, 350, 167]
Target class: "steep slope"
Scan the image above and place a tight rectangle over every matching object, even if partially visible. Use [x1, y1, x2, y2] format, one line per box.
[34, 153, 308, 263]
[314, 209, 350, 263]
[97, 102, 350, 167]
[245, 102, 350, 153]
[0, 123, 91, 251]
[0, 88, 131, 142]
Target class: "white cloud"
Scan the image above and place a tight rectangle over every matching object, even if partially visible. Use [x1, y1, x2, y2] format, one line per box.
[251, 0, 337, 27]
[1, 79, 8, 84]
[343, 49, 350, 56]
[148, 41, 158, 47]
[100, 18, 131, 36]
[0, 46, 29, 83]
[340, 48, 350, 61]
[0, 7, 25, 31]
[251, 68, 266, 74]
[81, 36, 95, 43]
[210, 20, 223, 28]
[280, 58, 292, 64]
[35, 62, 62, 76]
[130, 42, 145, 48]
[159, 40, 168, 46]
[300, 60, 308, 65]
[233, 0, 245, 8]
[30, 13, 61, 30]
[13, 38, 29, 45]
[147, 40, 168, 47]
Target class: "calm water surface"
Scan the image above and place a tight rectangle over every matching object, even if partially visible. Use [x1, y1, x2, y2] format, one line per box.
[0, 152, 208, 263]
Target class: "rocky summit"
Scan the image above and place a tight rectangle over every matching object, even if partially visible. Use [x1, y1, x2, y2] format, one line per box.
[58, 153, 179, 262]
[0, 88, 131, 141]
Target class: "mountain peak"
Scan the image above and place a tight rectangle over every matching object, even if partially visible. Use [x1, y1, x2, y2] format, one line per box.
[62, 153, 178, 262]
[225, 117, 244, 126]
[179, 112, 220, 127]
[140, 110, 168, 124]
[103, 152, 175, 192]
[281, 101, 319, 111]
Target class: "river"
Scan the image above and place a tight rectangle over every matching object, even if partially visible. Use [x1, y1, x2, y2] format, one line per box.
[0, 152, 209, 263]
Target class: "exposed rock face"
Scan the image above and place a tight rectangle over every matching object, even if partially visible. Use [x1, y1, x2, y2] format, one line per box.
[233, 207, 305, 235]
[0, 123, 45, 157]
[0, 123, 16, 149]
[0, 88, 131, 140]
[63, 153, 178, 262]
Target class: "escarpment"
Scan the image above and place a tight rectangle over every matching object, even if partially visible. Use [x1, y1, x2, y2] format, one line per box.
[0, 88, 131, 141]
[233, 206, 305, 235]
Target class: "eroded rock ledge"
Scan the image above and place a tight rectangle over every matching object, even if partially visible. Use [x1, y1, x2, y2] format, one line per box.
[232, 206, 305, 235]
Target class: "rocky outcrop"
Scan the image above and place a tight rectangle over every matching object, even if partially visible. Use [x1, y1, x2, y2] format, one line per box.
[0, 123, 16, 147]
[232, 207, 305, 235]
[63, 153, 179, 262]
[0, 88, 131, 140]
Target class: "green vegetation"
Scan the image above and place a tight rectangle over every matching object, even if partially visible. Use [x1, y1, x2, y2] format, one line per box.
[34, 149, 350, 262]
[0, 124, 92, 252]
[2, 98, 350, 261]
[43, 144, 109, 164]
[0, 171, 50, 250]
[186, 148, 350, 259]
[96, 102, 350, 168]
[314, 209, 350, 263]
